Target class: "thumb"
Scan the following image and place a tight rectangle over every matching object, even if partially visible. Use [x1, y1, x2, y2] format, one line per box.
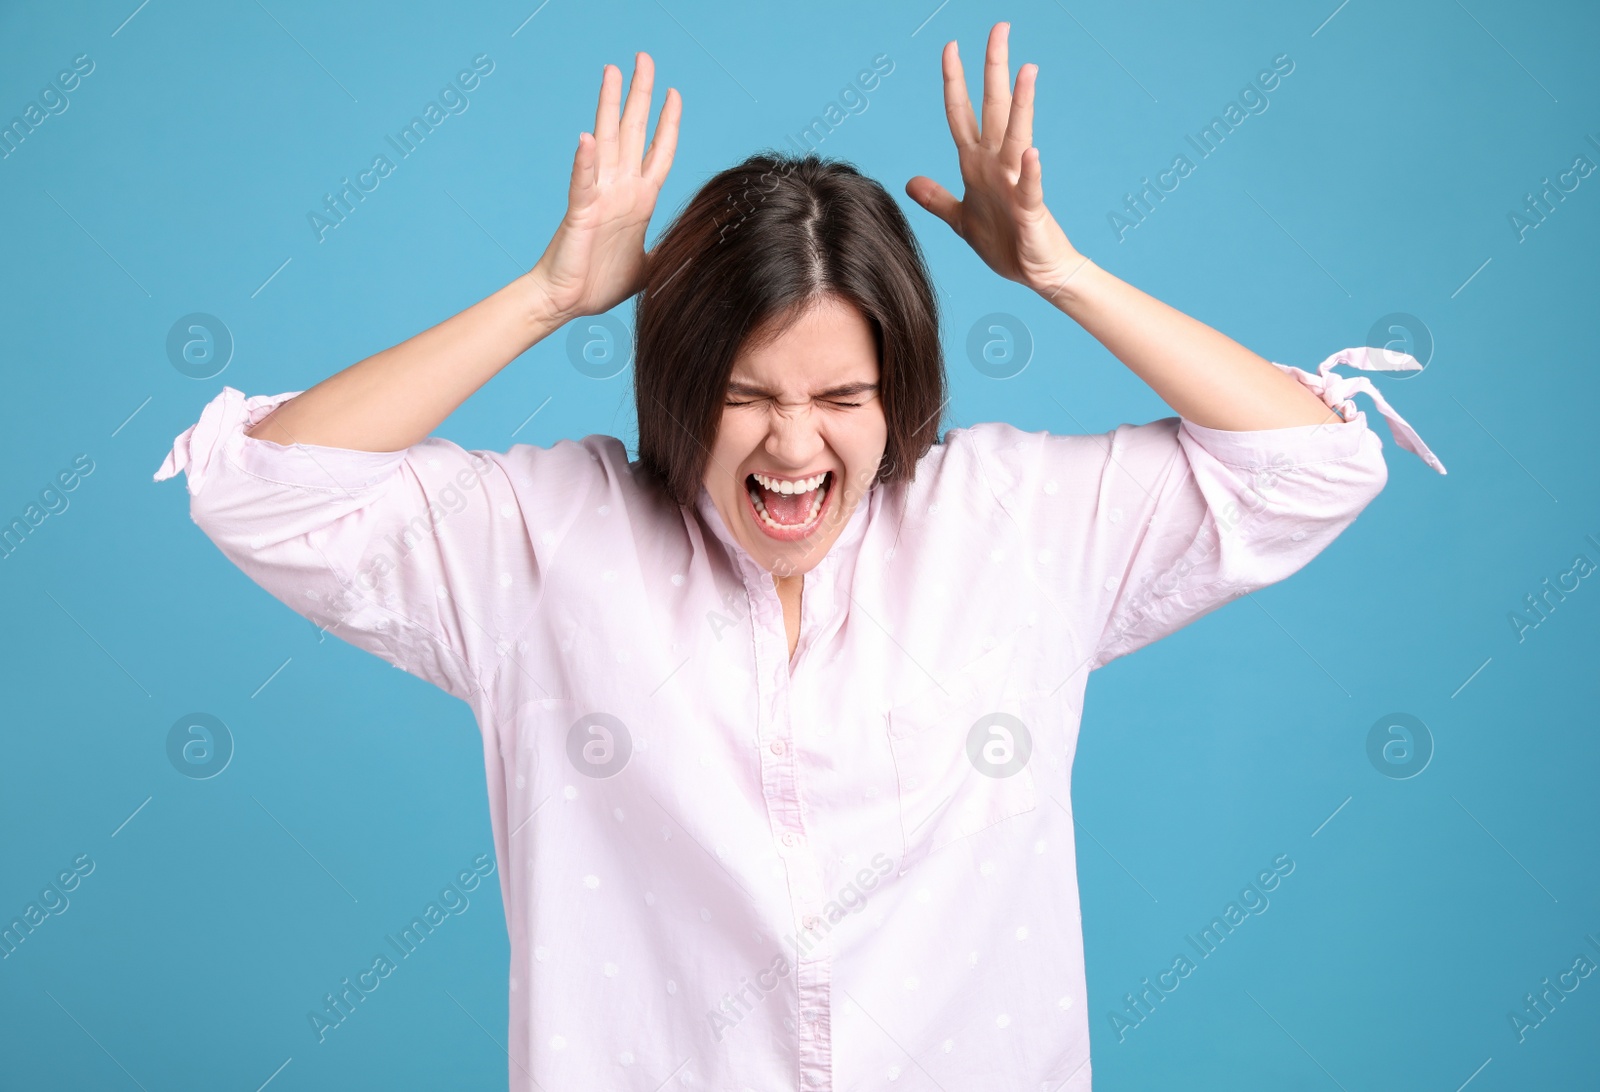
[905, 176, 962, 236]
[568, 131, 597, 208]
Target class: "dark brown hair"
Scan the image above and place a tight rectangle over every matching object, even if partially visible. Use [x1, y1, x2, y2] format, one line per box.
[632, 151, 947, 508]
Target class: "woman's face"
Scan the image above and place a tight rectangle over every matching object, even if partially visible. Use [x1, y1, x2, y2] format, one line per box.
[705, 294, 888, 578]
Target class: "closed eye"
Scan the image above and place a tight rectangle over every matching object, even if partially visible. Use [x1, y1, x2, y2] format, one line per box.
[725, 381, 879, 408]
[723, 398, 866, 408]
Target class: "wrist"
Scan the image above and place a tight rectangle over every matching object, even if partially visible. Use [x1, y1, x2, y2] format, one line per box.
[518, 268, 570, 339]
[1032, 251, 1099, 310]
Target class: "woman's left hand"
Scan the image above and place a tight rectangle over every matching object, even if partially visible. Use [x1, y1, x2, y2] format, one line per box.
[907, 22, 1085, 300]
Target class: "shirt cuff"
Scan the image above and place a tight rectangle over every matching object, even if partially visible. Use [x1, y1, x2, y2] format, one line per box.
[1180, 407, 1368, 468]
[1179, 348, 1447, 475]
[152, 386, 411, 494]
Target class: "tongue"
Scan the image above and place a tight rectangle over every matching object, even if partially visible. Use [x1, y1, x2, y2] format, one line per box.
[760, 482, 813, 525]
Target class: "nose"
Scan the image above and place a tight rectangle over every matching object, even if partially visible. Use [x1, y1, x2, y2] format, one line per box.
[763, 400, 826, 469]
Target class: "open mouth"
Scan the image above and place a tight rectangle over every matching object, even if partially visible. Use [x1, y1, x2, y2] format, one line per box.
[744, 470, 833, 541]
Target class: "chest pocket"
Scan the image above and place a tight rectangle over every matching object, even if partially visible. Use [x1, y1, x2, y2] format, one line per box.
[884, 639, 1041, 877]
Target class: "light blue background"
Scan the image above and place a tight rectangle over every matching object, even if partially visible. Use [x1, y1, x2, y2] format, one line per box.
[2, 0, 1596, 1088]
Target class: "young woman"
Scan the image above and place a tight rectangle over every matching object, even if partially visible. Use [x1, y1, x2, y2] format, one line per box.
[155, 24, 1444, 1091]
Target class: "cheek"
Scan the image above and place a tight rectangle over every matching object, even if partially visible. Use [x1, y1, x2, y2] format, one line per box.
[825, 416, 888, 485]
[707, 414, 754, 478]
[850, 412, 889, 463]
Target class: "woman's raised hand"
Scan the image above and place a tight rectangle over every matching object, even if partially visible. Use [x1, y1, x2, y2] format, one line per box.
[529, 52, 682, 324]
[906, 23, 1083, 300]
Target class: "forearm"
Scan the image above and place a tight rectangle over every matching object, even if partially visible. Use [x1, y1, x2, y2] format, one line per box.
[245, 272, 565, 451]
[1044, 255, 1337, 432]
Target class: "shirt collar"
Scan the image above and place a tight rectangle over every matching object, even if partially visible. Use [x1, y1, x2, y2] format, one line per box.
[693, 479, 873, 571]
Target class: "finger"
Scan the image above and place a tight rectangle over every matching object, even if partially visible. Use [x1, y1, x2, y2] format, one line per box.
[593, 62, 621, 176]
[905, 176, 963, 235]
[642, 86, 682, 189]
[569, 130, 597, 209]
[618, 51, 654, 171]
[1018, 146, 1044, 213]
[999, 63, 1036, 175]
[979, 22, 1012, 151]
[941, 40, 978, 148]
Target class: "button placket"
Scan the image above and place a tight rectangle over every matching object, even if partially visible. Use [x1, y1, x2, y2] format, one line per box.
[793, 552, 839, 673]
[743, 560, 834, 1089]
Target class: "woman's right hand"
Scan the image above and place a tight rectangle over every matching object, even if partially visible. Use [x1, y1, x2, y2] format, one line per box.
[528, 52, 682, 325]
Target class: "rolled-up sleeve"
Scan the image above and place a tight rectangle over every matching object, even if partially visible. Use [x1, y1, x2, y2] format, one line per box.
[153, 386, 597, 703]
[972, 346, 1447, 672]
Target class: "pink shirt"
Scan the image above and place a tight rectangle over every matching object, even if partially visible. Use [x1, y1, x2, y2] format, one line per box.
[153, 345, 1443, 1090]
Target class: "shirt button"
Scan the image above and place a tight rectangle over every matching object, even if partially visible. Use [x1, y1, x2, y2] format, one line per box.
[802, 915, 820, 930]
[769, 739, 786, 755]
[783, 831, 801, 847]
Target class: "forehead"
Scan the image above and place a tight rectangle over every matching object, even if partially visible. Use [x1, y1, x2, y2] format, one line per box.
[728, 297, 878, 388]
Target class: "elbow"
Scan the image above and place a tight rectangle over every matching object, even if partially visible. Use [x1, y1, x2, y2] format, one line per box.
[186, 486, 250, 552]
[1337, 436, 1389, 516]
[1213, 453, 1387, 588]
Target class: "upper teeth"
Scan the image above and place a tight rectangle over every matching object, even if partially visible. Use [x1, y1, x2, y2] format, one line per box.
[752, 471, 828, 495]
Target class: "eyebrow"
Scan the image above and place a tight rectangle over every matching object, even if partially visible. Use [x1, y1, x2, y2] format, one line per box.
[725, 380, 880, 398]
